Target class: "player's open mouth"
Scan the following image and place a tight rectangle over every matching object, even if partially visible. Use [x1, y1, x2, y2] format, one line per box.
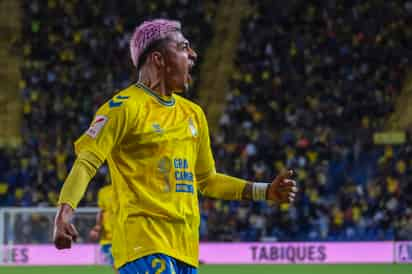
[187, 62, 194, 84]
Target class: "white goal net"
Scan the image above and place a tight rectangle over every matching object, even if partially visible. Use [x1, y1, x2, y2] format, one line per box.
[0, 207, 100, 265]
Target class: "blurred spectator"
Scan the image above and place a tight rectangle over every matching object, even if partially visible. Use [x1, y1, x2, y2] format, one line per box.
[200, 0, 412, 242]
[1, 0, 213, 207]
[1, 0, 412, 243]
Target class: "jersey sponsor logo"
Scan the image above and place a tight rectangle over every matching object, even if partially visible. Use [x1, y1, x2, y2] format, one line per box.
[173, 158, 189, 169]
[174, 159, 192, 181]
[175, 184, 194, 193]
[86, 115, 108, 138]
[173, 158, 194, 194]
[109, 95, 129, 108]
[174, 171, 193, 181]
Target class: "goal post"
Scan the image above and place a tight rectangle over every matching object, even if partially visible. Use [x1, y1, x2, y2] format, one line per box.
[0, 207, 99, 265]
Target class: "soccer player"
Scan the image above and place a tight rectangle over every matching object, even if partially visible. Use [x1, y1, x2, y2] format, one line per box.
[53, 19, 298, 274]
[89, 183, 117, 272]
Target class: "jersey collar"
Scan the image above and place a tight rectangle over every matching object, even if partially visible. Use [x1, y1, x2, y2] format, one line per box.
[136, 82, 176, 107]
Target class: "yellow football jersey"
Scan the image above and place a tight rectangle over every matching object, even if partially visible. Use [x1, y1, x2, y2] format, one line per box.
[75, 83, 215, 268]
[97, 185, 113, 245]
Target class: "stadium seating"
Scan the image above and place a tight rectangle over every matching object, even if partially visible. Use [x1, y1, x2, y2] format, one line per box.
[200, 0, 412, 241]
[1, 0, 412, 243]
[0, 0, 213, 207]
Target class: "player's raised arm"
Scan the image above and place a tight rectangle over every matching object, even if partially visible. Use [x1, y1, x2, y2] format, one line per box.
[53, 97, 136, 249]
[196, 109, 298, 203]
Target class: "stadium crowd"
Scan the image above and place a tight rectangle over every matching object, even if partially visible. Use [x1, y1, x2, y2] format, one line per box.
[0, 0, 213, 206]
[1, 0, 412, 243]
[200, 0, 412, 242]
[0, 0, 214, 243]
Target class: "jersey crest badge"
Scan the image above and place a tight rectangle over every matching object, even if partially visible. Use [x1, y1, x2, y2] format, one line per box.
[188, 118, 197, 137]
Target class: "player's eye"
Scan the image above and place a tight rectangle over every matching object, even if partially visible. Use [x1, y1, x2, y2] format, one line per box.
[181, 42, 189, 50]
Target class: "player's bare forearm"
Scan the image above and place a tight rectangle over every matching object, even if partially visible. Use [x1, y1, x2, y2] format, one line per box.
[93, 210, 103, 231]
[89, 210, 102, 241]
[53, 203, 79, 249]
[96, 210, 103, 226]
[92, 210, 102, 232]
[55, 203, 75, 223]
[241, 182, 255, 200]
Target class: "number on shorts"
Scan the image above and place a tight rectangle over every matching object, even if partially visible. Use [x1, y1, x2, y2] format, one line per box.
[151, 258, 166, 274]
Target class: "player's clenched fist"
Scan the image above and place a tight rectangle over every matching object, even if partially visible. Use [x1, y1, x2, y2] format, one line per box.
[267, 170, 298, 203]
[53, 204, 79, 249]
[89, 225, 101, 241]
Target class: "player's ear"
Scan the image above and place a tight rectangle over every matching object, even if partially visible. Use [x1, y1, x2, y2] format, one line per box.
[151, 51, 165, 68]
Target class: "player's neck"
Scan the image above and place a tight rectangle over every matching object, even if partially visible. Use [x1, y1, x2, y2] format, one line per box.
[138, 71, 172, 97]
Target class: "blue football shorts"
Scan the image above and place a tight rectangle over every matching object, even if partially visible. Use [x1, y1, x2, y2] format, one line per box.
[101, 243, 114, 265]
[119, 253, 197, 274]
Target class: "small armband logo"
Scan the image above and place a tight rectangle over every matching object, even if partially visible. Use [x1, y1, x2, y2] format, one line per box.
[109, 95, 129, 108]
[86, 115, 108, 138]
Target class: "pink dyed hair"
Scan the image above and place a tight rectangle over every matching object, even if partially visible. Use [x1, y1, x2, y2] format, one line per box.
[130, 19, 181, 68]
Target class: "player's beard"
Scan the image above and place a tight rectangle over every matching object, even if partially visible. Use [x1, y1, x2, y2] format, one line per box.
[169, 71, 191, 94]
[166, 62, 192, 94]
[184, 73, 192, 92]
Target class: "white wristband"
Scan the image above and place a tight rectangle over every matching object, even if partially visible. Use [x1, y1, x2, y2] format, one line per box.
[252, 182, 268, 201]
